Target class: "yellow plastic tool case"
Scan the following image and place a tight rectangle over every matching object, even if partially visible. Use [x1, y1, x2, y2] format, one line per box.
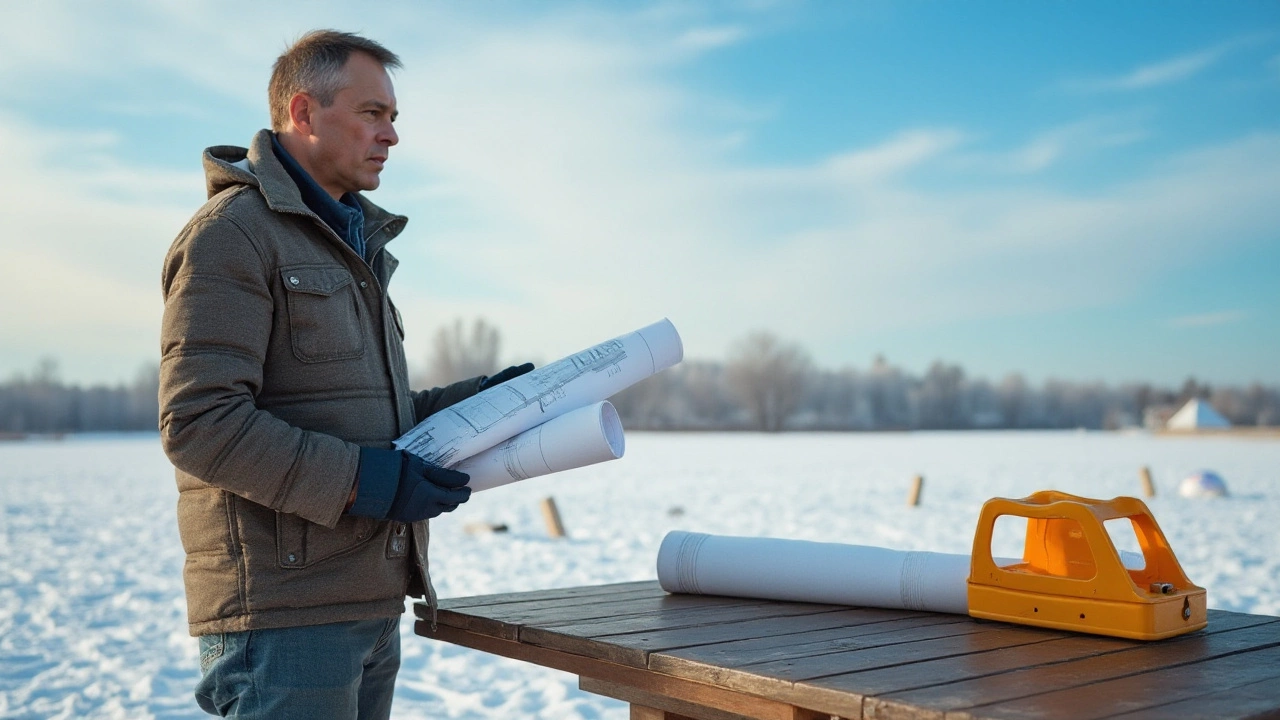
[968, 490, 1207, 640]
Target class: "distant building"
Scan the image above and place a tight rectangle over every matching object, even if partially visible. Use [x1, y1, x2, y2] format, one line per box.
[1166, 398, 1231, 430]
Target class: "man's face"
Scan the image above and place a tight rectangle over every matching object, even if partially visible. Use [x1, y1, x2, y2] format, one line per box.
[304, 52, 399, 198]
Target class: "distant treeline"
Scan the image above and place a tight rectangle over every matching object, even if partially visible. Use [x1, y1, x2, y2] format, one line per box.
[0, 360, 159, 434]
[5, 324, 1278, 435]
[611, 335, 1280, 431]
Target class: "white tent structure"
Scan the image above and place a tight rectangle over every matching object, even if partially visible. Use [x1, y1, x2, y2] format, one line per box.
[1179, 470, 1229, 498]
[1166, 398, 1231, 430]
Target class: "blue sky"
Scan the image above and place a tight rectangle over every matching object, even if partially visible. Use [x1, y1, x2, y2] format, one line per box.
[0, 1, 1277, 387]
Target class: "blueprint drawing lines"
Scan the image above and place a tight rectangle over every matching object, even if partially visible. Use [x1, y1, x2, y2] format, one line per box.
[394, 319, 682, 472]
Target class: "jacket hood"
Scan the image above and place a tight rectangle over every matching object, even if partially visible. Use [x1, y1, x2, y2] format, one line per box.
[202, 129, 407, 243]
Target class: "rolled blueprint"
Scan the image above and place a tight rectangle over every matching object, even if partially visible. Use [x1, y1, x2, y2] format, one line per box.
[396, 318, 682, 468]
[657, 531, 1146, 615]
[453, 401, 625, 492]
[657, 531, 972, 613]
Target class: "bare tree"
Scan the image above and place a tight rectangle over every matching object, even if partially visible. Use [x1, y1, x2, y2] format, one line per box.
[613, 361, 741, 430]
[423, 318, 502, 387]
[725, 331, 813, 432]
[998, 373, 1030, 428]
[867, 354, 911, 429]
[129, 364, 160, 430]
[917, 361, 968, 429]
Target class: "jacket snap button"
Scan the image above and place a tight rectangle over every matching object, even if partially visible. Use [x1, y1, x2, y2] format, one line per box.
[287, 553, 297, 563]
[360, 281, 368, 288]
[288, 276, 299, 285]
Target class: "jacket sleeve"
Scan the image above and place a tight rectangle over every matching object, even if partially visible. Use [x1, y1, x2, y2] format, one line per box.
[410, 376, 486, 425]
[159, 207, 358, 530]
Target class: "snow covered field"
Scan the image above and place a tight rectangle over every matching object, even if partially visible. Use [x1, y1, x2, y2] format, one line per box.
[1, 431, 1277, 719]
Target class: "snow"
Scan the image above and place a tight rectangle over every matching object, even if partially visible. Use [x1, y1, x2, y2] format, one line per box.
[1, 431, 1277, 719]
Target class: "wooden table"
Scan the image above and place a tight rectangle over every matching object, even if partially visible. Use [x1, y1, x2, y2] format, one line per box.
[414, 581, 1280, 720]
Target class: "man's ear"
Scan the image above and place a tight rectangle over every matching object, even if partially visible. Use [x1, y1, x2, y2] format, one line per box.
[288, 93, 315, 136]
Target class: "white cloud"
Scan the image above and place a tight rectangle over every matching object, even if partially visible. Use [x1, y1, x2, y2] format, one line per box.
[1062, 34, 1275, 93]
[0, 3, 271, 108]
[3, 2, 1279, 383]
[1169, 311, 1246, 328]
[995, 117, 1147, 173]
[676, 26, 747, 51]
[378, 11, 1280, 371]
[823, 129, 965, 183]
[1114, 50, 1221, 89]
[1066, 47, 1225, 92]
[0, 114, 203, 381]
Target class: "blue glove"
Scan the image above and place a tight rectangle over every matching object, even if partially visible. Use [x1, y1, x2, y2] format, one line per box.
[479, 363, 535, 391]
[349, 448, 471, 522]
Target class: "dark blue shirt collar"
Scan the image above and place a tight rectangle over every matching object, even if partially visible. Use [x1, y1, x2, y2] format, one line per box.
[271, 133, 367, 261]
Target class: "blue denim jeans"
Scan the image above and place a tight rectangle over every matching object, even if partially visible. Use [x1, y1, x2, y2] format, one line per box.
[195, 618, 401, 720]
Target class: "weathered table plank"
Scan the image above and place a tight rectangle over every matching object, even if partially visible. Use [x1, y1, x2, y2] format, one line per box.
[419, 584, 785, 641]
[679, 620, 1047, 676]
[437, 579, 660, 609]
[958, 643, 1280, 720]
[415, 581, 1280, 720]
[416, 622, 827, 720]
[654, 615, 970, 670]
[522, 608, 945, 673]
[646, 620, 1045, 701]
[1105, 674, 1280, 720]
[613, 607, 935, 654]
[870, 615, 1280, 719]
[522, 599, 843, 667]
[829, 632, 1137, 700]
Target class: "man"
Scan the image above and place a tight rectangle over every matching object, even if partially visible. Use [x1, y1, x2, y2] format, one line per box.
[159, 30, 531, 719]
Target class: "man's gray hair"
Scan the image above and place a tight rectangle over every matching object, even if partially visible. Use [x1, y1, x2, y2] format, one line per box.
[269, 30, 401, 133]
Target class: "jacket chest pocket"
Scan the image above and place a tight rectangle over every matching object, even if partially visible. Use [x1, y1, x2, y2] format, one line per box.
[280, 266, 366, 363]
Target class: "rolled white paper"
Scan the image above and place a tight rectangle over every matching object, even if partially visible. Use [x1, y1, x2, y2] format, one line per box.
[658, 530, 972, 614]
[454, 401, 625, 492]
[396, 318, 681, 468]
[657, 531, 1146, 615]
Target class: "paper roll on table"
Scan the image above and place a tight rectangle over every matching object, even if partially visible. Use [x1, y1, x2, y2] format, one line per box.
[657, 531, 1144, 615]
[658, 531, 972, 613]
[454, 401, 625, 492]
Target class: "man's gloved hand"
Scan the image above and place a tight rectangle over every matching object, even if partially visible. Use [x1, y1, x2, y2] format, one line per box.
[348, 448, 471, 523]
[479, 363, 535, 391]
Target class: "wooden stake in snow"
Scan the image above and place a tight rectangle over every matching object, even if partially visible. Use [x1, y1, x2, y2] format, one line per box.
[540, 497, 566, 538]
[908, 475, 924, 507]
[1140, 466, 1156, 498]
[463, 522, 509, 535]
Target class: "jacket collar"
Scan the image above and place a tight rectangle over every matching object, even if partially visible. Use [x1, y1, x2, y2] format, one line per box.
[202, 129, 409, 253]
[270, 133, 365, 253]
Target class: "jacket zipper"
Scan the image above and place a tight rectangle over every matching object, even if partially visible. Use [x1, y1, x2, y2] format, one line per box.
[277, 205, 431, 613]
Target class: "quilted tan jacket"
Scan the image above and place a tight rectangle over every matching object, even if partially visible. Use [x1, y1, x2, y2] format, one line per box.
[160, 129, 481, 636]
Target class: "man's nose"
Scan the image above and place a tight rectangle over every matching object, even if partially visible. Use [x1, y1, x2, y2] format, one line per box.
[381, 121, 398, 147]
